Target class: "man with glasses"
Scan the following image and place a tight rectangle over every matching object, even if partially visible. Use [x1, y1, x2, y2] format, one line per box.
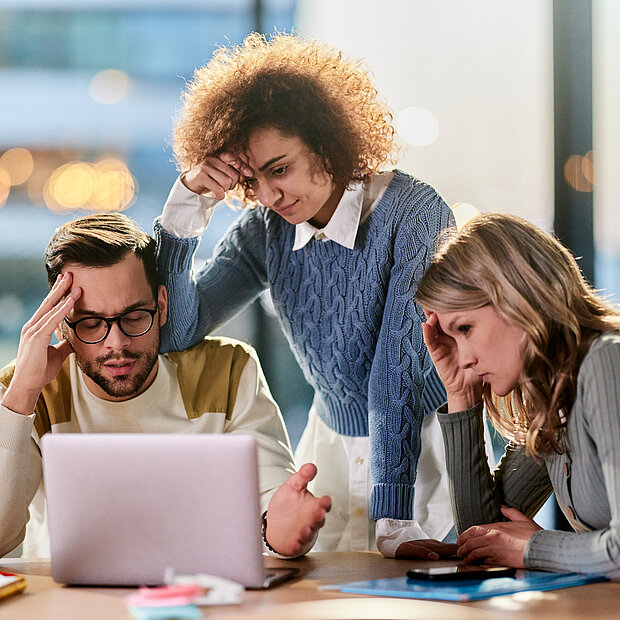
[0, 213, 330, 559]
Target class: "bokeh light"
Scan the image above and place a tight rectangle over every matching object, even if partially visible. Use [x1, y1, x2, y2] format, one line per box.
[451, 201, 480, 229]
[89, 69, 131, 105]
[91, 157, 137, 212]
[43, 157, 136, 212]
[396, 106, 440, 146]
[46, 162, 96, 210]
[0, 147, 34, 186]
[27, 167, 54, 206]
[564, 154, 593, 192]
[0, 168, 10, 207]
[582, 150, 594, 185]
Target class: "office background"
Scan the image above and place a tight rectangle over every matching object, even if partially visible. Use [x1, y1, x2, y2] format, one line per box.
[0, 0, 618, 533]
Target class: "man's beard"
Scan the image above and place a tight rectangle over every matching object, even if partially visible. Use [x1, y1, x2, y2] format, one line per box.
[77, 344, 159, 399]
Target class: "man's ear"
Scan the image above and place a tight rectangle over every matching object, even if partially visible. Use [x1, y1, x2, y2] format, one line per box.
[54, 324, 65, 342]
[157, 285, 167, 326]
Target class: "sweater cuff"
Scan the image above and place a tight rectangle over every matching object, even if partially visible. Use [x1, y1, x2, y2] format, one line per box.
[154, 218, 200, 274]
[523, 528, 571, 572]
[436, 401, 484, 426]
[370, 483, 414, 521]
[0, 405, 35, 452]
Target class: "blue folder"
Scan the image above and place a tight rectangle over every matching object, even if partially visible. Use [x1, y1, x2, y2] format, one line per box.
[320, 571, 607, 602]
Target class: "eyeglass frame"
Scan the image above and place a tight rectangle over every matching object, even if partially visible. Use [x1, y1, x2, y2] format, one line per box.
[64, 307, 158, 344]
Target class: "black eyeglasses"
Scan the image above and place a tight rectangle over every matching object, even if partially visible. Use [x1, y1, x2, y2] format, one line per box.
[64, 308, 158, 344]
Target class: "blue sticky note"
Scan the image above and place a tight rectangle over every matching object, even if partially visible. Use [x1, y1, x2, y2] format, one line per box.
[127, 604, 202, 619]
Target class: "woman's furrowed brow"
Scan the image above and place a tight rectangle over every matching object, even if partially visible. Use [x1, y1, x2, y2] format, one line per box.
[258, 154, 286, 172]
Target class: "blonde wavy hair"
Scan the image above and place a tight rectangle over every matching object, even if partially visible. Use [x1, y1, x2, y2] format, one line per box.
[173, 32, 397, 205]
[415, 213, 620, 456]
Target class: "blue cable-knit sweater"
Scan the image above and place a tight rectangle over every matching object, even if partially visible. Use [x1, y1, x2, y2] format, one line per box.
[154, 170, 453, 521]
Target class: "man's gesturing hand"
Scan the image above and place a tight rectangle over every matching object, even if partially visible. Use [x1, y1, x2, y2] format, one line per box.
[265, 463, 331, 557]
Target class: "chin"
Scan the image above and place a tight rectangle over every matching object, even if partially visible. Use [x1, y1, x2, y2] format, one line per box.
[491, 383, 519, 398]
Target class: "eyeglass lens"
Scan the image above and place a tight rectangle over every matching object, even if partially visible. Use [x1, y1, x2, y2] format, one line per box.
[75, 310, 154, 343]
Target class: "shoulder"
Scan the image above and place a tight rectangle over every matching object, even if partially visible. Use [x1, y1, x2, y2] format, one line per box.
[379, 170, 451, 225]
[577, 331, 620, 397]
[166, 338, 261, 418]
[387, 170, 446, 205]
[580, 331, 620, 372]
[167, 337, 255, 369]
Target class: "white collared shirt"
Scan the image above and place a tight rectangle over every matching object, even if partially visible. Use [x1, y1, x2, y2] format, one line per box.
[160, 172, 395, 249]
[292, 172, 394, 251]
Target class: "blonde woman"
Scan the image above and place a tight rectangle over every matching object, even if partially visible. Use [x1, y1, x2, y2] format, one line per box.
[154, 32, 457, 558]
[416, 212, 620, 577]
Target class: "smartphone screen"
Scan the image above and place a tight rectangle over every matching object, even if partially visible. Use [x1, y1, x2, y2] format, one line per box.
[406, 565, 516, 582]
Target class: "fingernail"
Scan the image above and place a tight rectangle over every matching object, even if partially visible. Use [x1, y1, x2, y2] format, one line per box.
[243, 167, 252, 176]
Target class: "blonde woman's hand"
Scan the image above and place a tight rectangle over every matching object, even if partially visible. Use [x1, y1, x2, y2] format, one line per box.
[181, 153, 253, 201]
[456, 506, 543, 568]
[422, 310, 482, 412]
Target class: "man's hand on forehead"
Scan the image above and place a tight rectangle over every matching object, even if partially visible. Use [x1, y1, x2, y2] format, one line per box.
[1, 272, 81, 415]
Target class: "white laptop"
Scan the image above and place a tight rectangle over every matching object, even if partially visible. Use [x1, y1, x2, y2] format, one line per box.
[41, 433, 298, 588]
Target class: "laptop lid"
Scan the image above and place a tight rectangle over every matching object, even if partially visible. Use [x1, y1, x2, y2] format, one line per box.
[42, 433, 291, 588]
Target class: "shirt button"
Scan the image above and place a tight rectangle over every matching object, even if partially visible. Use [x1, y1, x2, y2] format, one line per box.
[316, 232, 326, 240]
[566, 506, 575, 520]
[354, 457, 365, 465]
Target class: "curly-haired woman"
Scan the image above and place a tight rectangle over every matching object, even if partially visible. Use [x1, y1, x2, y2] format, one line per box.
[416, 213, 620, 577]
[154, 32, 457, 558]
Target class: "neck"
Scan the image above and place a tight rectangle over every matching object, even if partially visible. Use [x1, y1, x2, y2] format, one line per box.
[308, 183, 346, 228]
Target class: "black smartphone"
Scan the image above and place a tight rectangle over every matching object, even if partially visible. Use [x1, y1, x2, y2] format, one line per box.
[406, 565, 516, 582]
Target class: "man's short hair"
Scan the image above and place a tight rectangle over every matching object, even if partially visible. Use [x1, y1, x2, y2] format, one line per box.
[45, 213, 159, 296]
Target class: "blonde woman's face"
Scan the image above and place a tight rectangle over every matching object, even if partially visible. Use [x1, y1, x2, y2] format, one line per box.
[434, 305, 527, 397]
[243, 127, 342, 227]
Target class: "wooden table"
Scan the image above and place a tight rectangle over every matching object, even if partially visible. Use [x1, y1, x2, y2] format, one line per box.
[1, 552, 618, 619]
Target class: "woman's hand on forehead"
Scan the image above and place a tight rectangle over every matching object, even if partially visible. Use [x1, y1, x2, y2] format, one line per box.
[181, 153, 253, 200]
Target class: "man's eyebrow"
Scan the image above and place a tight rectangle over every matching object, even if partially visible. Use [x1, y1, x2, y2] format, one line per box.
[72, 300, 154, 317]
[258, 154, 286, 172]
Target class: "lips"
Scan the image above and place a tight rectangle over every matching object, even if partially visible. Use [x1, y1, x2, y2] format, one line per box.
[274, 199, 298, 215]
[103, 361, 136, 377]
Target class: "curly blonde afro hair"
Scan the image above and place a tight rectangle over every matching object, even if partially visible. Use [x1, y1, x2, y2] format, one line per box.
[173, 32, 398, 203]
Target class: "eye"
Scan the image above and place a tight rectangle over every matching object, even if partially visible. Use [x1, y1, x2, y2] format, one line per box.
[457, 324, 471, 334]
[272, 165, 288, 176]
[79, 317, 104, 330]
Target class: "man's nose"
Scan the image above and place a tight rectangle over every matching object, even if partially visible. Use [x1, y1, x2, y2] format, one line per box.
[103, 321, 132, 348]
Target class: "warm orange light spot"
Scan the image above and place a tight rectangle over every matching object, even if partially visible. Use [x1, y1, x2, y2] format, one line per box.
[0, 168, 10, 207]
[582, 150, 594, 185]
[564, 154, 593, 192]
[48, 162, 96, 209]
[0, 148, 34, 186]
[90, 157, 137, 212]
[44, 157, 137, 213]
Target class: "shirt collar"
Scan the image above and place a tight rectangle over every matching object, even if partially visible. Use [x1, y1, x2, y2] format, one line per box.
[293, 183, 364, 251]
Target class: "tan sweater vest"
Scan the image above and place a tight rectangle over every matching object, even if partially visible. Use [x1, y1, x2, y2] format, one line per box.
[0, 337, 252, 439]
